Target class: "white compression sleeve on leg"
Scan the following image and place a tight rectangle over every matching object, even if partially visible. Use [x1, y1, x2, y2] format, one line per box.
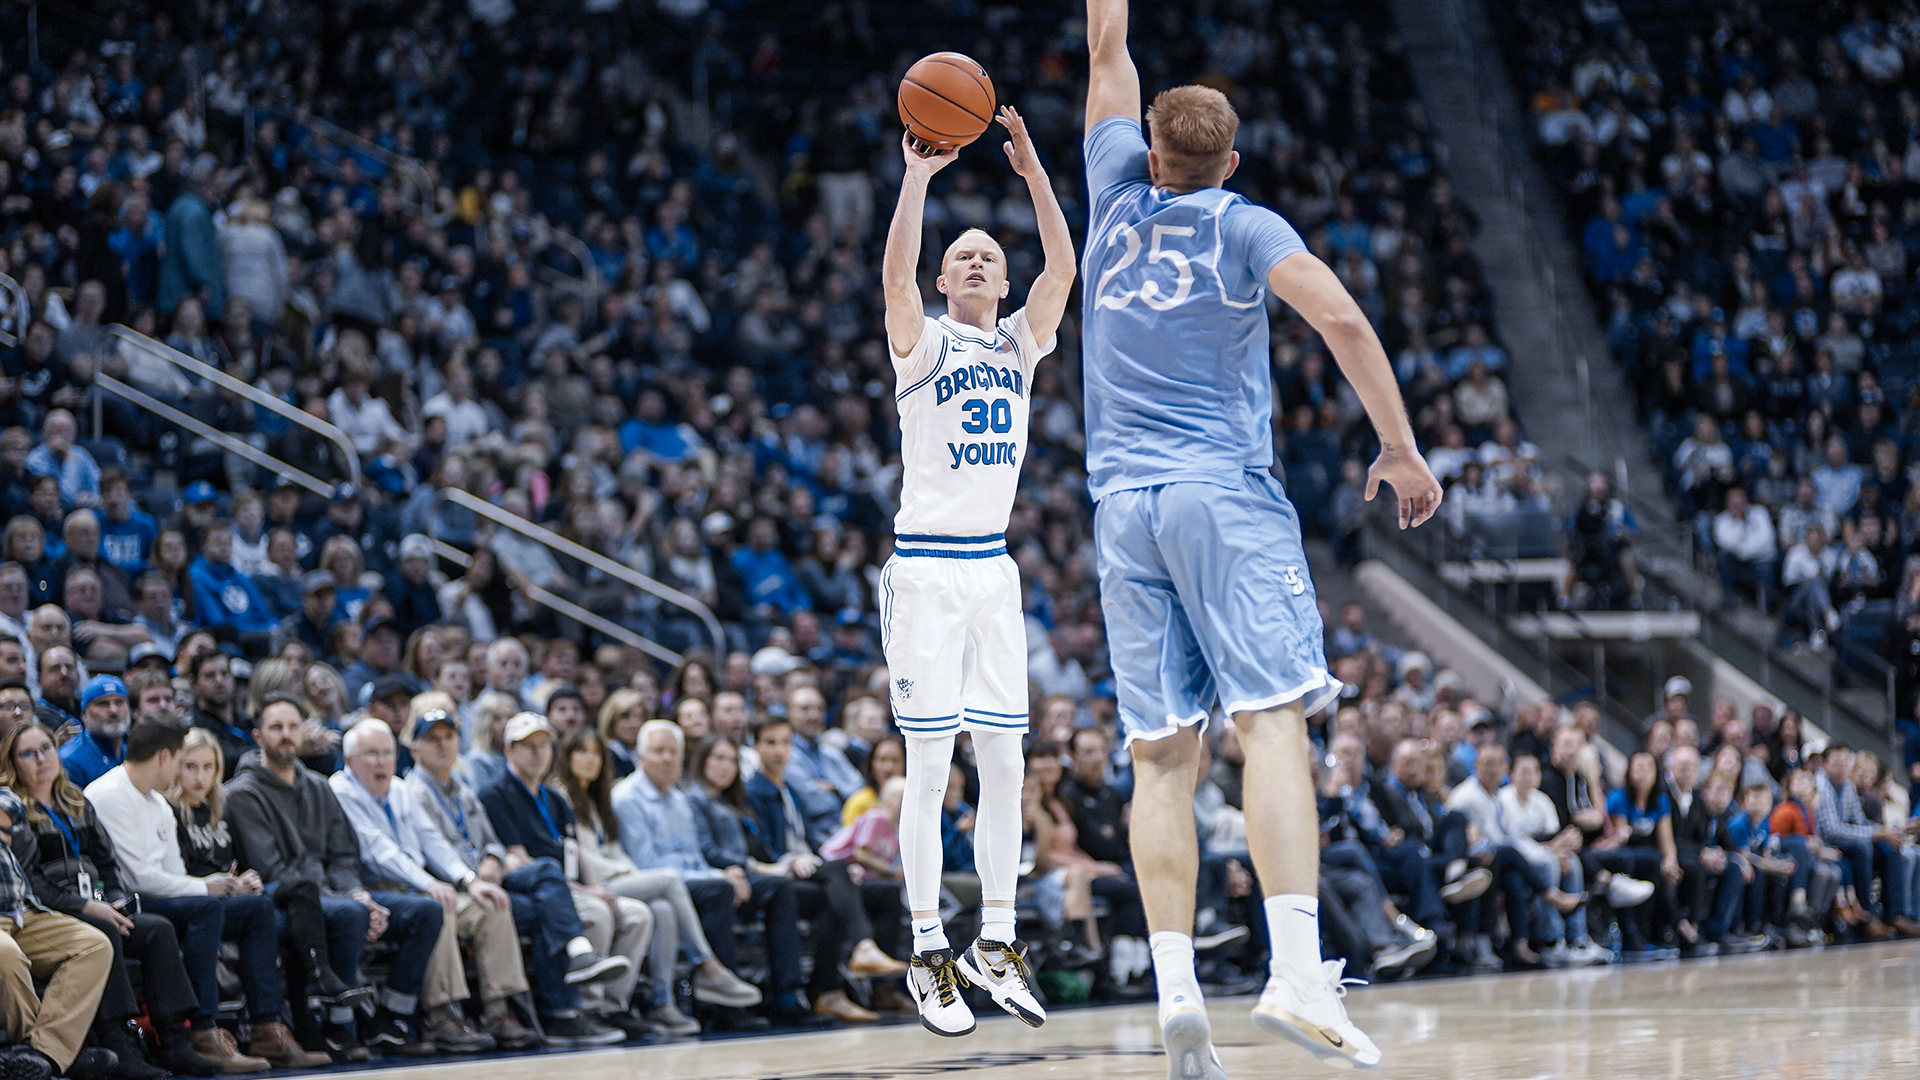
[972, 729, 1024, 910]
[902, 733, 956, 919]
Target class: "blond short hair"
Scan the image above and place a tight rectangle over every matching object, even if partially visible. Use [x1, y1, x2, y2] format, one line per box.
[1146, 85, 1239, 184]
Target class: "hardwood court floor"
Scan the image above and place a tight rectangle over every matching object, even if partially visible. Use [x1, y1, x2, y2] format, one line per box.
[343, 943, 1920, 1080]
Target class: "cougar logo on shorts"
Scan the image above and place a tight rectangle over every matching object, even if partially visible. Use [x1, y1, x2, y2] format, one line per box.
[896, 677, 914, 699]
[1283, 566, 1305, 596]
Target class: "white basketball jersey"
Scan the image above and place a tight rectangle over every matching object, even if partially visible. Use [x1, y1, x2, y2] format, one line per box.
[892, 310, 1053, 538]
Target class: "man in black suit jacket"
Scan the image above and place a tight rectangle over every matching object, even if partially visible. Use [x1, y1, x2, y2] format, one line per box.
[1674, 770, 1754, 951]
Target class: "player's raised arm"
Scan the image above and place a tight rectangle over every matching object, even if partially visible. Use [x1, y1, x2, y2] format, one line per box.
[1085, 0, 1141, 132]
[1268, 251, 1442, 530]
[882, 136, 958, 359]
[996, 107, 1075, 346]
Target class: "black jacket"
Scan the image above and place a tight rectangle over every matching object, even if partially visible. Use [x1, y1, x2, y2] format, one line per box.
[9, 795, 127, 917]
[224, 749, 366, 894]
[1542, 761, 1604, 843]
[1675, 797, 1735, 859]
[1373, 779, 1446, 848]
[1057, 775, 1130, 866]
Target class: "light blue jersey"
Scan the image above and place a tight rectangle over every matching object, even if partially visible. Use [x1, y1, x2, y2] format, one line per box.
[1081, 116, 1306, 500]
[1082, 117, 1338, 742]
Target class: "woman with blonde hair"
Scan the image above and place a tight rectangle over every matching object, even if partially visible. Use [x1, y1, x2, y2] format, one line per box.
[597, 687, 647, 779]
[460, 689, 519, 790]
[298, 662, 351, 774]
[0, 722, 226, 1075]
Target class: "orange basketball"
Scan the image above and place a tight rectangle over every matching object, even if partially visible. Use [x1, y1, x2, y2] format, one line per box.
[898, 52, 996, 151]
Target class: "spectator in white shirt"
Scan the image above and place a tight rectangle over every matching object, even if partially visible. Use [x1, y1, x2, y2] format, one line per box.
[1782, 523, 1842, 648]
[1712, 487, 1778, 607]
[1423, 424, 1475, 483]
[84, 718, 311, 1070]
[325, 366, 409, 456]
[421, 369, 493, 446]
[1496, 752, 1609, 965]
[1829, 247, 1883, 313]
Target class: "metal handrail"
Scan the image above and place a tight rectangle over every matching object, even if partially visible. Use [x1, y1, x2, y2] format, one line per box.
[95, 375, 337, 497]
[1558, 450, 1892, 731]
[104, 326, 361, 489]
[431, 541, 682, 667]
[434, 487, 726, 660]
[0, 272, 26, 347]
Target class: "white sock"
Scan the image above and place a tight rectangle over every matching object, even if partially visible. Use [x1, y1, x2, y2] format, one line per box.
[566, 936, 593, 957]
[980, 907, 1016, 945]
[912, 916, 949, 955]
[1150, 931, 1203, 1026]
[1265, 894, 1323, 977]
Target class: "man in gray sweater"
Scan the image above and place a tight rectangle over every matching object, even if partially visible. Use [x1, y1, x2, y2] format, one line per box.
[225, 693, 444, 1058]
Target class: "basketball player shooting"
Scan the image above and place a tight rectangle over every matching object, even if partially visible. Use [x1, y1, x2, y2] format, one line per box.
[879, 107, 1075, 1036]
[1081, 0, 1443, 1073]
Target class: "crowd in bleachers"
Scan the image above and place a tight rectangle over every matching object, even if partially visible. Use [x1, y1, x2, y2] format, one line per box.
[0, 0, 1542, 1073]
[1499, 0, 1920, 647]
[0, 0, 1909, 1074]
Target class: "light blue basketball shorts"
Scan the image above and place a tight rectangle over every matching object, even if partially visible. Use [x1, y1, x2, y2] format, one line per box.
[1094, 470, 1340, 747]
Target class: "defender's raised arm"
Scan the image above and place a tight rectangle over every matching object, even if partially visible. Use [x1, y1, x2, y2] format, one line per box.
[882, 137, 957, 358]
[1085, 0, 1141, 132]
[996, 107, 1075, 345]
[1268, 251, 1442, 529]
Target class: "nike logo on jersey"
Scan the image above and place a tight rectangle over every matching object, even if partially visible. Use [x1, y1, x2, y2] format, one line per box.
[935, 363, 1024, 404]
[949, 441, 1020, 469]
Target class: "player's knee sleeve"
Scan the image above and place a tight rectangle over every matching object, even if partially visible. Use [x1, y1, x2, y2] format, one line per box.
[972, 729, 1024, 905]
[902, 734, 956, 914]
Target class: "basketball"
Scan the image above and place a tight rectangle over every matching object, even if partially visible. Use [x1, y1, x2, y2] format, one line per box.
[897, 52, 996, 151]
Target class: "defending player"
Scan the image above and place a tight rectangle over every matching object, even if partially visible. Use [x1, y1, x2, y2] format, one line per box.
[880, 107, 1075, 1036]
[1082, 0, 1443, 1073]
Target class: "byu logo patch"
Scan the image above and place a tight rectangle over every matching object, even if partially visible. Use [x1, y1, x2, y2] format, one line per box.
[1283, 566, 1306, 596]
[895, 677, 913, 699]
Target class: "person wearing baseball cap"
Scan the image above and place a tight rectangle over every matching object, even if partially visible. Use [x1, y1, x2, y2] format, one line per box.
[58, 674, 130, 788]
[399, 709, 626, 1048]
[478, 715, 647, 1028]
[342, 615, 418, 707]
[270, 571, 339, 660]
[1642, 675, 1696, 732]
[361, 672, 419, 774]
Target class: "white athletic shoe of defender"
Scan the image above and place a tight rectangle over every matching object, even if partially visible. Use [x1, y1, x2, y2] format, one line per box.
[1161, 1005, 1231, 1080]
[1250, 959, 1382, 1069]
[907, 949, 976, 1037]
[955, 938, 1046, 1027]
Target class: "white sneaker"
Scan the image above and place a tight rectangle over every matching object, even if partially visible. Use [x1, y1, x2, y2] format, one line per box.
[1439, 867, 1492, 904]
[956, 938, 1046, 1028]
[1606, 875, 1656, 908]
[1570, 940, 1615, 966]
[907, 949, 976, 1037]
[1161, 1005, 1231, 1080]
[1251, 960, 1382, 1069]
